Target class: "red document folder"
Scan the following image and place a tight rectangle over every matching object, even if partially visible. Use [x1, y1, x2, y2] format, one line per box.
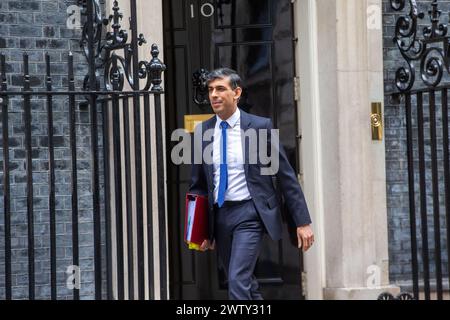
[184, 193, 209, 250]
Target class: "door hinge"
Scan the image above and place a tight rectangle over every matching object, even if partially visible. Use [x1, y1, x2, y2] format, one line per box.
[301, 271, 307, 297]
[294, 76, 300, 101]
[297, 173, 304, 186]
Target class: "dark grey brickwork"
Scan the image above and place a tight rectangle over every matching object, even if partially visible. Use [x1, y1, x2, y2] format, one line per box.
[0, 0, 106, 299]
[383, 0, 449, 287]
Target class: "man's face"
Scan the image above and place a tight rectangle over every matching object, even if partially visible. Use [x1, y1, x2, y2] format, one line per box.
[208, 76, 242, 118]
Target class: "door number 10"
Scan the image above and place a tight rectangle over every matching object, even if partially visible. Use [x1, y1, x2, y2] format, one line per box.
[191, 3, 215, 18]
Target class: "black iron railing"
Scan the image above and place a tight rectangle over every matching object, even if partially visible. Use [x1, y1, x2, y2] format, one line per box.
[387, 0, 450, 300]
[1, 50, 165, 300]
[1, 0, 166, 300]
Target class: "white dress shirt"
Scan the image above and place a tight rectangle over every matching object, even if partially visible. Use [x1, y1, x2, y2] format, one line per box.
[213, 108, 252, 204]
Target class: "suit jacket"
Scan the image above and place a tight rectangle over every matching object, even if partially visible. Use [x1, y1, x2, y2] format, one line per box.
[189, 108, 311, 241]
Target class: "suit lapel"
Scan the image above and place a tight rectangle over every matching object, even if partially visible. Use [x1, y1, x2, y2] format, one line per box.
[203, 116, 216, 189]
[239, 109, 251, 179]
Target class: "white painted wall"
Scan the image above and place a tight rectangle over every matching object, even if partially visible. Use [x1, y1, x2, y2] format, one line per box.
[294, 0, 398, 299]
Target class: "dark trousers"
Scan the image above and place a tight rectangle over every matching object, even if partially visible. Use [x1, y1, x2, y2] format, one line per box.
[214, 200, 264, 300]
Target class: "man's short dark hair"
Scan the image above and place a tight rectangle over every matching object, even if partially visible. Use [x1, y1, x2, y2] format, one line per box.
[206, 68, 242, 90]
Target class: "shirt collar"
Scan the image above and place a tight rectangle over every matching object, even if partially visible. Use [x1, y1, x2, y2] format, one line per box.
[216, 107, 240, 129]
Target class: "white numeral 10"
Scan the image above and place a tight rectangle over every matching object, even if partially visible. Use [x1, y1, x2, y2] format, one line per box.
[191, 3, 215, 18]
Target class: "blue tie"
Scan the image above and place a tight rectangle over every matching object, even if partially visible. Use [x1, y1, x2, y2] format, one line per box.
[218, 121, 229, 207]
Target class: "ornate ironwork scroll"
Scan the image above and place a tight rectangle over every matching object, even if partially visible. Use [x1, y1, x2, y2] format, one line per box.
[391, 0, 450, 92]
[79, 0, 165, 91]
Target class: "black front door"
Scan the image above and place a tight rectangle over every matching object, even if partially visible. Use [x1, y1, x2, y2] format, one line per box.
[163, 0, 304, 299]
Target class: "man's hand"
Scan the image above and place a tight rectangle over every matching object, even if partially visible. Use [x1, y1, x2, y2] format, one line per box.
[200, 239, 215, 251]
[297, 225, 314, 252]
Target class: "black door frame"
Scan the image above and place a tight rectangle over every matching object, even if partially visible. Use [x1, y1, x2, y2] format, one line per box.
[163, 0, 304, 300]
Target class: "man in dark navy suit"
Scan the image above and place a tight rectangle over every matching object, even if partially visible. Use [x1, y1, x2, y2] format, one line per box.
[189, 68, 314, 300]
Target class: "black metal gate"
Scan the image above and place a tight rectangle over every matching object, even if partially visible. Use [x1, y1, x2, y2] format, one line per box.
[0, 1, 166, 300]
[388, 0, 450, 300]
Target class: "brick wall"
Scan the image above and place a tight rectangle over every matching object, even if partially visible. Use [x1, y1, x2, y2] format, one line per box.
[0, 0, 106, 299]
[383, 0, 449, 287]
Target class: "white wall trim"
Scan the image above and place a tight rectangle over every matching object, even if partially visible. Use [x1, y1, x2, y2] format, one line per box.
[295, 0, 326, 299]
[104, 0, 167, 300]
